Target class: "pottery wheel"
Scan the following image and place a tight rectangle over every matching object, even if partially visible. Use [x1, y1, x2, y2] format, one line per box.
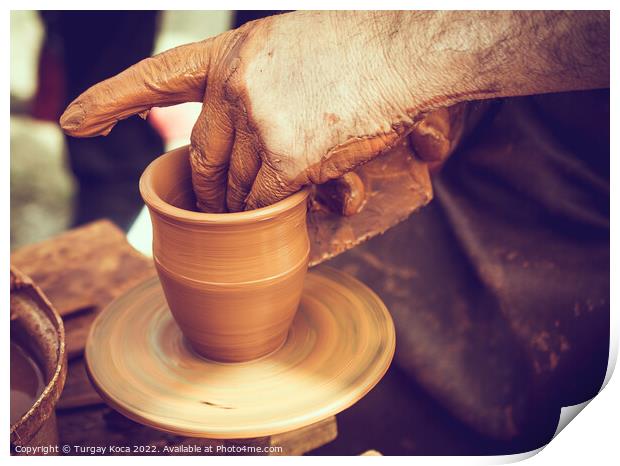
[85, 266, 395, 439]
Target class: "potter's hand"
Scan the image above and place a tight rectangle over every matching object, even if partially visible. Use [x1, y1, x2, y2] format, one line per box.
[60, 11, 608, 212]
[59, 11, 434, 213]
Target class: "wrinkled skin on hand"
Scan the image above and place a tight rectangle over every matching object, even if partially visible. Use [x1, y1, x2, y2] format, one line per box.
[60, 11, 609, 214]
[60, 11, 462, 214]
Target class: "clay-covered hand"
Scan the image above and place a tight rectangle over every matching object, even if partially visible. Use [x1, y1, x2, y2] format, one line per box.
[60, 11, 447, 212]
[61, 11, 608, 212]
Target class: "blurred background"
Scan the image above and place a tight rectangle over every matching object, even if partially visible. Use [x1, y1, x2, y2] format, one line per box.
[10, 11, 232, 250]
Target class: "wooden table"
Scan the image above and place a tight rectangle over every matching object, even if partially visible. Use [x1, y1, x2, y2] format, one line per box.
[11, 220, 337, 456]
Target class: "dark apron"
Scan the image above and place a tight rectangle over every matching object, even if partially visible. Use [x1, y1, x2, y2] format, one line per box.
[329, 89, 610, 444]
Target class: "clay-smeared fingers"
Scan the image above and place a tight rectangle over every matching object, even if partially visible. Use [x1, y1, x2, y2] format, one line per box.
[315, 172, 366, 217]
[190, 98, 235, 213]
[60, 40, 212, 138]
[244, 163, 300, 211]
[408, 108, 452, 164]
[226, 128, 261, 212]
[408, 103, 474, 172]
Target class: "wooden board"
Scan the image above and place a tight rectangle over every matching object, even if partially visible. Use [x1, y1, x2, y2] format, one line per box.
[12, 220, 156, 360]
[11, 220, 156, 318]
[57, 358, 103, 411]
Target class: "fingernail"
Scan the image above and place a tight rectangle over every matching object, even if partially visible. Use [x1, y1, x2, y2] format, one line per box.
[59, 103, 84, 133]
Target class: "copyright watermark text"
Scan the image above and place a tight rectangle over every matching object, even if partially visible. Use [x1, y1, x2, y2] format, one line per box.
[13, 443, 284, 455]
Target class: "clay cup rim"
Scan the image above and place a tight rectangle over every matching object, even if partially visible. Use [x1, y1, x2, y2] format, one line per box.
[140, 145, 309, 225]
[10, 268, 67, 443]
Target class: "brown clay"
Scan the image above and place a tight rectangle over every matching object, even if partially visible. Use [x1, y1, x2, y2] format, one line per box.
[11, 342, 45, 425]
[140, 147, 310, 362]
[85, 267, 395, 439]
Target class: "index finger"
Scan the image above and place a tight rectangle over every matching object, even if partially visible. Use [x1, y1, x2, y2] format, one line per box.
[59, 39, 212, 137]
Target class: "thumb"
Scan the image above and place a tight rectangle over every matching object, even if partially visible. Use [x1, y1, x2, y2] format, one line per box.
[59, 39, 212, 137]
[314, 172, 366, 217]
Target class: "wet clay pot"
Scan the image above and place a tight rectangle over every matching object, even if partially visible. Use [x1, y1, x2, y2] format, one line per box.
[10, 267, 67, 455]
[140, 146, 310, 362]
